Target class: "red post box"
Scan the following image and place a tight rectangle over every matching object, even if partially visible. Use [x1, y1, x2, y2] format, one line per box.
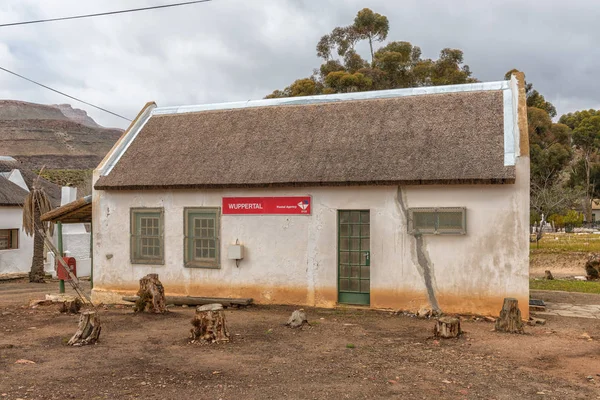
[57, 256, 76, 281]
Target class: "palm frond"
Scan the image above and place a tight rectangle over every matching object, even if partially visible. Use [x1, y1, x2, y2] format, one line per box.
[22, 187, 54, 236]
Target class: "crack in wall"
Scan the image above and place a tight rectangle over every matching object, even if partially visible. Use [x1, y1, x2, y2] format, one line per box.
[395, 186, 441, 312]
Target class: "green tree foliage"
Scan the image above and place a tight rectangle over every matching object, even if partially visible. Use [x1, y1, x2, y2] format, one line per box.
[571, 116, 600, 222]
[506, 69, 578, 220]
[265, 78, 322, 99]
[559, 109, 600, 130]
[548, 210, 583, 231]
[266, 8, 476, 98]
[526, 105, 573, 187]
[353, 8, 389, 63]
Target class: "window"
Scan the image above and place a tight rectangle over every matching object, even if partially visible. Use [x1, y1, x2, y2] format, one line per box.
[184, 208, 220, 268]
[0, 229, 18, 250]
[130, 208, 164, 264]
[408, 207, 466, 235]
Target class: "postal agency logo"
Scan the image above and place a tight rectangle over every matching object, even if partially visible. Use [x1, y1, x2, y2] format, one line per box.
[298, 199, 309, 211]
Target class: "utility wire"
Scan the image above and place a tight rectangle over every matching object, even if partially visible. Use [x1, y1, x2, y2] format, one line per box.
[0, 0, 212, 28]
[0, 66, 132, 121]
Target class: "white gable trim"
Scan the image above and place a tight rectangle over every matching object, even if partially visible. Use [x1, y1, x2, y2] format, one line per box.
[152, 81, 510, 116]
[6, 169, 29, 192]
[100, 104, 156, 176]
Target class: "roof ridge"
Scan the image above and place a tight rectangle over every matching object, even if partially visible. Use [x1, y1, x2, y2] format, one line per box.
[153, 80, 510, 116]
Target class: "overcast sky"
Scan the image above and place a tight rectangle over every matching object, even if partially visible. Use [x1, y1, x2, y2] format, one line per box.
[0, 0, 599, 129]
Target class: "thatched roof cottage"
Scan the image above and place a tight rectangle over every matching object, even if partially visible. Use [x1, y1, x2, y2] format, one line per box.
[92, 74, 529, 317]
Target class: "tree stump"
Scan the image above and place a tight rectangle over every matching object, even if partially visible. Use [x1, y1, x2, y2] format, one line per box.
[494, 298, 525, 334]
[433, 316, 461, 338]
[58, 298, 82, 314]
[68, 311, 101, 346]
[190, 303, 229, 343]
[585, 253, 600, 280]
[134, 273, 166, 313]
[285, 309, 309, 328]
[544, 270, 554, 280]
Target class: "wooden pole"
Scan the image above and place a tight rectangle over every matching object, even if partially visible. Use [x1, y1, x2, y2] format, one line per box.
[57, 222, 64, 294]
[89, 222, 93, 290]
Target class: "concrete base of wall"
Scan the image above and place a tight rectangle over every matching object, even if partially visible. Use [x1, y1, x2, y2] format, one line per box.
[92, 286, 529, 319]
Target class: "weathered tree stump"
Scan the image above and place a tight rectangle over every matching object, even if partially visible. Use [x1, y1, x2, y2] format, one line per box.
[285, 309, 309, 328]
[494, 298, 525, 334]
[68, 311, 101, 346]
[544, 270, 554, 280]
[433, 316, 461, 338]
[585, 253, 600, 280]
[134, 273, 166, 313]
[58, 298, 82, 314]
[190, 303, 229, 343]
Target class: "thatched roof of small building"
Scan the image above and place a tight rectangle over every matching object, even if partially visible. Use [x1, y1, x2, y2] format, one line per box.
[95, 89, 514, 190]
[0, 161, 61, 206]
[0, 176, 29, 206]
[41, 195, 91, 223]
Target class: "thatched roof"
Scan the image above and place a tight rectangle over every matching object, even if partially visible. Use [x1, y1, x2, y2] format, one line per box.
[0, 176, 29, 206]
[95, 89, 514, 190]
[0, 161, 61, 206]
[41, 195, 91, 223]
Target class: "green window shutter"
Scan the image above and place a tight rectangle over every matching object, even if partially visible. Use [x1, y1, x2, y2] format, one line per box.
[408, 208, 466, 235]
[184, 208, 221, 268]
[130, 208, 164, 264]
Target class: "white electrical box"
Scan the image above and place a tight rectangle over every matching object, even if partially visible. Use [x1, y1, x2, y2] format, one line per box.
[227, 244, 244, 260]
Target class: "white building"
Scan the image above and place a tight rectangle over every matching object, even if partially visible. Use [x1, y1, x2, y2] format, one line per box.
[0, 176, 34, 274]
[0, 161, 91, 277]
[92, 76, 530, 317]
[47, 187, 92, 278]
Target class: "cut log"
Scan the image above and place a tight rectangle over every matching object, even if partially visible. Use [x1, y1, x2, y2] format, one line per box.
[134, 274, 166, 314]
[190, 303, 230, 343]
[68, 311, 101, 346]
[433, 316, 461, 338]
[494, 298, 525, 334]
[58, 298, 82, 314]
[285, 309, 309, 328]
[585, 253, 600, 280]
[544, 270, 554, 280]
[123, 295, 253, 308]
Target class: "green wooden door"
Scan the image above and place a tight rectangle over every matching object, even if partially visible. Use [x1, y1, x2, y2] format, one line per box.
[338, 210, 370, 305]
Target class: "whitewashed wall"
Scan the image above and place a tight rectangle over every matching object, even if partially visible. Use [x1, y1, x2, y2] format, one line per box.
[58, 187, 92, 277]
[0, 207, 32, 274]
[92, 158, 529, 317]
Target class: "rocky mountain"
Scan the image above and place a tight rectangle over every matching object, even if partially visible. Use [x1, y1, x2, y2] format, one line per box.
[52, 104, 100, 128]
[0, 100, 122, 170]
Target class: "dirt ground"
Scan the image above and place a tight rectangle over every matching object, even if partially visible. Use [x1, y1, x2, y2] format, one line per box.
[530, 251, 588, 278]
[1, 281, 600, 400]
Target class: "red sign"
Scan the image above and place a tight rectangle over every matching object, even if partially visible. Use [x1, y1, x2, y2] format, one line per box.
[222, 196, 311, 215]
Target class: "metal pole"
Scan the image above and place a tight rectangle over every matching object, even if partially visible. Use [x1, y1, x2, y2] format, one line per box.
[89, 222, 93, 290]
[57, 222, 64, 294]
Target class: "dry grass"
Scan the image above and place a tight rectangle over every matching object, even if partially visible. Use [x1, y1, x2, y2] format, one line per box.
[36, 169, 93, 196]
[531, 233, 600, 252]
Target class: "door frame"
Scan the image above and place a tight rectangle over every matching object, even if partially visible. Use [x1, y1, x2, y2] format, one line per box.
[337, 209, 370, 306]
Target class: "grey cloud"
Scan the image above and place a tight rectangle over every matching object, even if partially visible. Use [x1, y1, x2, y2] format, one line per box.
[0, 0, 598, 128]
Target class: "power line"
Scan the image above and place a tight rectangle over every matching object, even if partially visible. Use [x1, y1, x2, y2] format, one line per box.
[0, 65, 132, 121]
[0, 0, 212, 28]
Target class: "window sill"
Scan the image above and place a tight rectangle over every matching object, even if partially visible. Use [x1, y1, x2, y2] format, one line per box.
[184, 262, 220, 269]
[409, 231, 467, 236]
[131, 260, 165, 265]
